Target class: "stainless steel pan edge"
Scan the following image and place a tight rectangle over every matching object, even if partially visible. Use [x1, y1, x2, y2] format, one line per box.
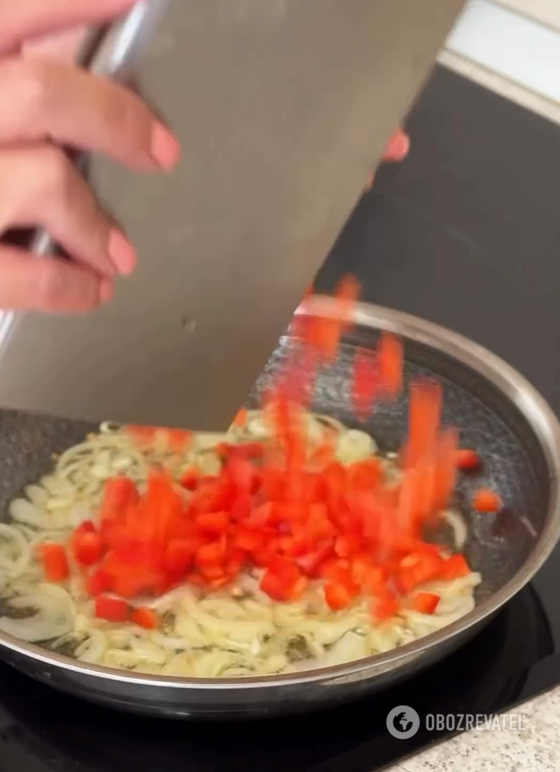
[0, 300, 558, 716]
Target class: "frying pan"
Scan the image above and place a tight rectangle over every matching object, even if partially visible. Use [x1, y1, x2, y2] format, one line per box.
[0, 298, 558, 718]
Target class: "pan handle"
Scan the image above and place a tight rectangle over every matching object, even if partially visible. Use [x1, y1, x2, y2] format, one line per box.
[30, 0, 172, 258]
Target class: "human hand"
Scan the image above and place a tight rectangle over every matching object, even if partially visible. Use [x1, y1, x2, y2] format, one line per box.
[0, 0, 181, 314]
[366, 129, 410, 190]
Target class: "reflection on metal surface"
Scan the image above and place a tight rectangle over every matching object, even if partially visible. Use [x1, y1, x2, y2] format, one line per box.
[0, 0, 466, 431]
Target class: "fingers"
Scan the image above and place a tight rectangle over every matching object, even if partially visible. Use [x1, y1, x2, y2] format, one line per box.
[0, 57, 180, 170]
[24, 27, 91, 64]
[366, 130, 410, 190]
[0, 244, 112, 312]
[382, 130, 410, 163]
[0, 145, 136, 277]
[0, 0, 138, 54]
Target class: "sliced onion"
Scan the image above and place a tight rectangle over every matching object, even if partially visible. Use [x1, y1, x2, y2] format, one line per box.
[24, 485, 48, 507]
[69, 505, 93, 528]
[336, 429, 376, 464]
[0, 587, 75, 642]
[0, 524, 31, 577]
[8, 498, 48, 528]
[76, 629, 107, 664]
[443, 509, 468, 550]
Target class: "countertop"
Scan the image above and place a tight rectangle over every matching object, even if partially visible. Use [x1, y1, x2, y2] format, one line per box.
[389, 687, 560, 771]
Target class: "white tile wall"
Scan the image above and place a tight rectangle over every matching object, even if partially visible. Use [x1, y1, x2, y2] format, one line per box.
[440, 0, 560, 124]
[495, 0, 560, 32]
[446, 0, 560, 103]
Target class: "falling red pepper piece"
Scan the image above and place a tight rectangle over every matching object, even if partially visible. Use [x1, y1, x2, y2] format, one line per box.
[472, 488, 502, 513]
[37, 274, 482, 624]
[455, 449, 481, 471]
[71, 524, 104, 567]
[352, 348, 379, 420]
[378, 332, 403, 398]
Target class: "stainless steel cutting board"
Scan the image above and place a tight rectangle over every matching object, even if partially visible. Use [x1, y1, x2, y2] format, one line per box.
[0, 0, 466, 430]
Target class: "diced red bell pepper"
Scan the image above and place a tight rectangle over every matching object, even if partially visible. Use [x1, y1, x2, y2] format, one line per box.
[352, 348, 379, 420]
[370, 590, 400, 621]
[406, 380, 442, 466]
[233, 528, 265, 553]
[130, 606, 158, 630]
[225, 549, 245, 577]
[347, 458, 381, 491]
[100, 477, 138, 519]
[110, 572, 149, 599]
[266, 556, 300, 586]
[163, 539, 193, 575]
[40, 543, 70, 583]
[261, 465, 286, 500]
[260, 569, 291, 601]
[125, 425, 158, 446]
[180, 467, 200, 491]
[455, 449, 481, 471]
[95, 596, 129, 623]
[378, 333, 403, 398]
[190, 478, 234, 514]
[395, 550, 444, 594]
[432, 429, 459, 511]
[219, 442, 265, 461]
[260, 556, 305, 601]
[411, 592, 440, 614]
[71, 530, 104, 567]
[227, 458, 261, 494]
[195, 511, 230, 535]
[440, 553, 470, 580]
[362, 566, 388, 595]
[306, 316, 343, 361]
[229, 493, 253, 523]
[324, 582, 352, 610]
[165, 429, 193, 453]
[320, 559, 360, 596]
[472, 488, 502, 513]
[231, 408, 248, 428]
[295, 540, 334, 577]
[303, 504, 336, 547]
[195, 538, 227, 570]
[86, 567, 112, 597]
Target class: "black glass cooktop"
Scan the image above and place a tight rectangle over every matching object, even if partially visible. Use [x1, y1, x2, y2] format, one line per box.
[0, 572, 557, 772]
[2, 66, 560, 772]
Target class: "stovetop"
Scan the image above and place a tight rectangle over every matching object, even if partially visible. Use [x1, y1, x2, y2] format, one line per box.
[0, 570, 557, 772]
[2, 66, 560, 771]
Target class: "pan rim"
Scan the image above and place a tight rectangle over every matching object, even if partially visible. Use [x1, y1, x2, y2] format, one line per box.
[1, 297, 559, 691]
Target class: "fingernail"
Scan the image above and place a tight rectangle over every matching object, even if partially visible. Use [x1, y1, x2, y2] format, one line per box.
[99, 279, 114, 304]
[108, 229, 137, 275]
[384, 130, 410, 162]
[151, 122, 181, 171]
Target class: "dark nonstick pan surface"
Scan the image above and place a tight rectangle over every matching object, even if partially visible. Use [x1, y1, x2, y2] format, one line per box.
[0, 299, 557, 718]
